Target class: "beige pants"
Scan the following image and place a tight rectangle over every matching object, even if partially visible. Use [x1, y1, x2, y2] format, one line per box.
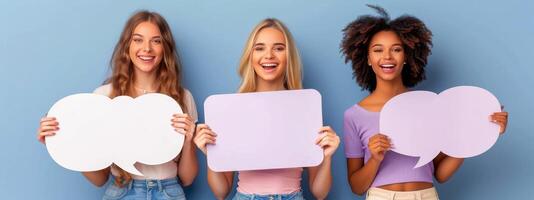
[366, 187, 439, 200]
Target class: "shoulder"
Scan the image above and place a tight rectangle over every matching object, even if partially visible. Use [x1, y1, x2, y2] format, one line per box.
[181, 88, 198, 122]
[182, 88, 196, 105]
[93, 84, 112, 97]
[182, 88, 194, 100]
[344, 104, 361, 119]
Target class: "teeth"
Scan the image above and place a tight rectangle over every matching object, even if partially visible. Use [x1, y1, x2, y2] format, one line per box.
[138, 56, 154, 61]
[261, 63, 277, 67]
[380, 64, 395, 68]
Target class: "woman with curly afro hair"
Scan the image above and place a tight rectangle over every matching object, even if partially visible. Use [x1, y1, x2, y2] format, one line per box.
[340, 5, 508, 199]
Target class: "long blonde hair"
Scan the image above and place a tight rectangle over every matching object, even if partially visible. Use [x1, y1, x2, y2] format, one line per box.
[105, 10, 187, 187]
[238, 18, 303, 93]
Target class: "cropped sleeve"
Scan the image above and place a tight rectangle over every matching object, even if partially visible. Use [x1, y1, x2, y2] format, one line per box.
[343, 110, 364, 158]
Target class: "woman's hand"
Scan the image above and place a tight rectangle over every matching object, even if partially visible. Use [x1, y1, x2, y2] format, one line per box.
[37, 117, 59, 144]
[171, 114, 195, 142]
[490, 109, 508, 135]
[193, 124, 217, 155]
[368, 134, 391, 163]
[315, 126, 340, 158]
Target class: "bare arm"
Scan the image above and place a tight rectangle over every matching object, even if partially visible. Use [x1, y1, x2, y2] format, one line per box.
[82, 167, 111, 187]
[432, 153, 463, 183]
[347, 158, 381, 195]
[207, 169, 234, 200]
[347, 134, 390, 195]
[173, 114, 199, 186]
[194, 123, 234, 200]
[177, 140, 198, 186]
[308, 158, 332, 200]
[307, 126, 340, 200]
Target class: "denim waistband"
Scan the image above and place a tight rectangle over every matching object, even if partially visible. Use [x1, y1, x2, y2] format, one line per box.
[111, 176, 180, 191]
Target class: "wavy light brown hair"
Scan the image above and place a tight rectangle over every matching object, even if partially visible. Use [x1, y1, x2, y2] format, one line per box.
[238, 18, 303, 93]
[105, 10, 187, 187]
[340, 5, 433, 92]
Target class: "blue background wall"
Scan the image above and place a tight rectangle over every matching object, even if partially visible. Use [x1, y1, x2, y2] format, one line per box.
[1, 0, 532, 199]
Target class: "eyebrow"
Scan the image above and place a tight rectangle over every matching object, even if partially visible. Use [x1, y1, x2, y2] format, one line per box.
[254, 42, 286, 46]
[371, 43, 402, 48]
[132, 33, 162, 39]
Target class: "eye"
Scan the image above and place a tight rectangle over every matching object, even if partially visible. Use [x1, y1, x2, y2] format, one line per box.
[151, 39, 162, 45]
[274, 46, 285, 52]
[132, 38, 142, 43]
[393, 47, 403, 52]
[254, 46, 265, 51]
[373, 49, 383, 53]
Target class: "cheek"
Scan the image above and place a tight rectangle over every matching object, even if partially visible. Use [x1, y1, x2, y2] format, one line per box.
[277, 51, 287, 66]
[154, 45, 164, 56]
[368, 54, 379, 64]
[370, 64, 381, 75]
[251, 51, 261, 63]
[129, 43, 143, 60]
[128, 44, 137, 57]
[395, 53, 405, 62]
[278, 53, 287, 63]
[251, 53, 263, 70]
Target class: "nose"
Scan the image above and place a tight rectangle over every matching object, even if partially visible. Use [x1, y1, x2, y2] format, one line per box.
[142, 41, 151, 52]
[383, 49, 392, 60]
[264, 49, 274, 59]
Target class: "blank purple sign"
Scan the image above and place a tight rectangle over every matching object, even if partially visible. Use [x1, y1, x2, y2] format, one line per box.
[380, 86, 501, 168]
[204, 89, 324, 172]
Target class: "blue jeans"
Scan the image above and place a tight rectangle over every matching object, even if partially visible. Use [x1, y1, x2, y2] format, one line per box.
[102, 176, 185, 200]
[232, 191, 305, 200]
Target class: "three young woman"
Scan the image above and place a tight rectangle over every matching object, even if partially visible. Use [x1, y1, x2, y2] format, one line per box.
[37, 6, 509, 200]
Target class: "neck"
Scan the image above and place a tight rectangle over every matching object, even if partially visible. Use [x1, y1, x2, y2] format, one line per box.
[371, 78, 407, 101]
[255, 77, 286, 92]
[133, 69, 157, 93]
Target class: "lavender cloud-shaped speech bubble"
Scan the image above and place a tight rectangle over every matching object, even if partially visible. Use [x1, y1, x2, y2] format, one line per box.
[380, 86, 501, 168]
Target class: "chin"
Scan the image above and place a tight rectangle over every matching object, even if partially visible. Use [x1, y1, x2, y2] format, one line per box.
[135, 65, 157, 73]
[260, 74, 283, 81]
[378, 75, 401, 82]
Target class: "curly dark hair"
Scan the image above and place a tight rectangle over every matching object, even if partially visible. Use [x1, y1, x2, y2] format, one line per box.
[340, 5, 433, 92]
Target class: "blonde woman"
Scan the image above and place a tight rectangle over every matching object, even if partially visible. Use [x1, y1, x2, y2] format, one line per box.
[37, 11, 198, 200]
[194, 18, 340, 200]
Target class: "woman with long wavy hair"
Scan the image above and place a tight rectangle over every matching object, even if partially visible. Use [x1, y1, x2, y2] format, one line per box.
[37, 10, 198, 200]
[194, 18, 340, 200]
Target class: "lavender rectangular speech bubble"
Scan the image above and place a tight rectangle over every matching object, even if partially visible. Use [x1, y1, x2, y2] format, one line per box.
[204, 89, 324, 172]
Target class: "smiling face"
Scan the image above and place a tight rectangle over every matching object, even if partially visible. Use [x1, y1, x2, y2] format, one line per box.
[251, 27, 288, 87]
[128, 21, 164, 75]
[368, 30, 405, 84]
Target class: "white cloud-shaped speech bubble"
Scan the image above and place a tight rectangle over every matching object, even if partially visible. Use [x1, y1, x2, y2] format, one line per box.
[380, 86, 501, 168]
[45, 93, 183, 176]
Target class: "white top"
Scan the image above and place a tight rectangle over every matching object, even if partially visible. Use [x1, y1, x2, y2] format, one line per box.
[93, 84, 198, 180]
